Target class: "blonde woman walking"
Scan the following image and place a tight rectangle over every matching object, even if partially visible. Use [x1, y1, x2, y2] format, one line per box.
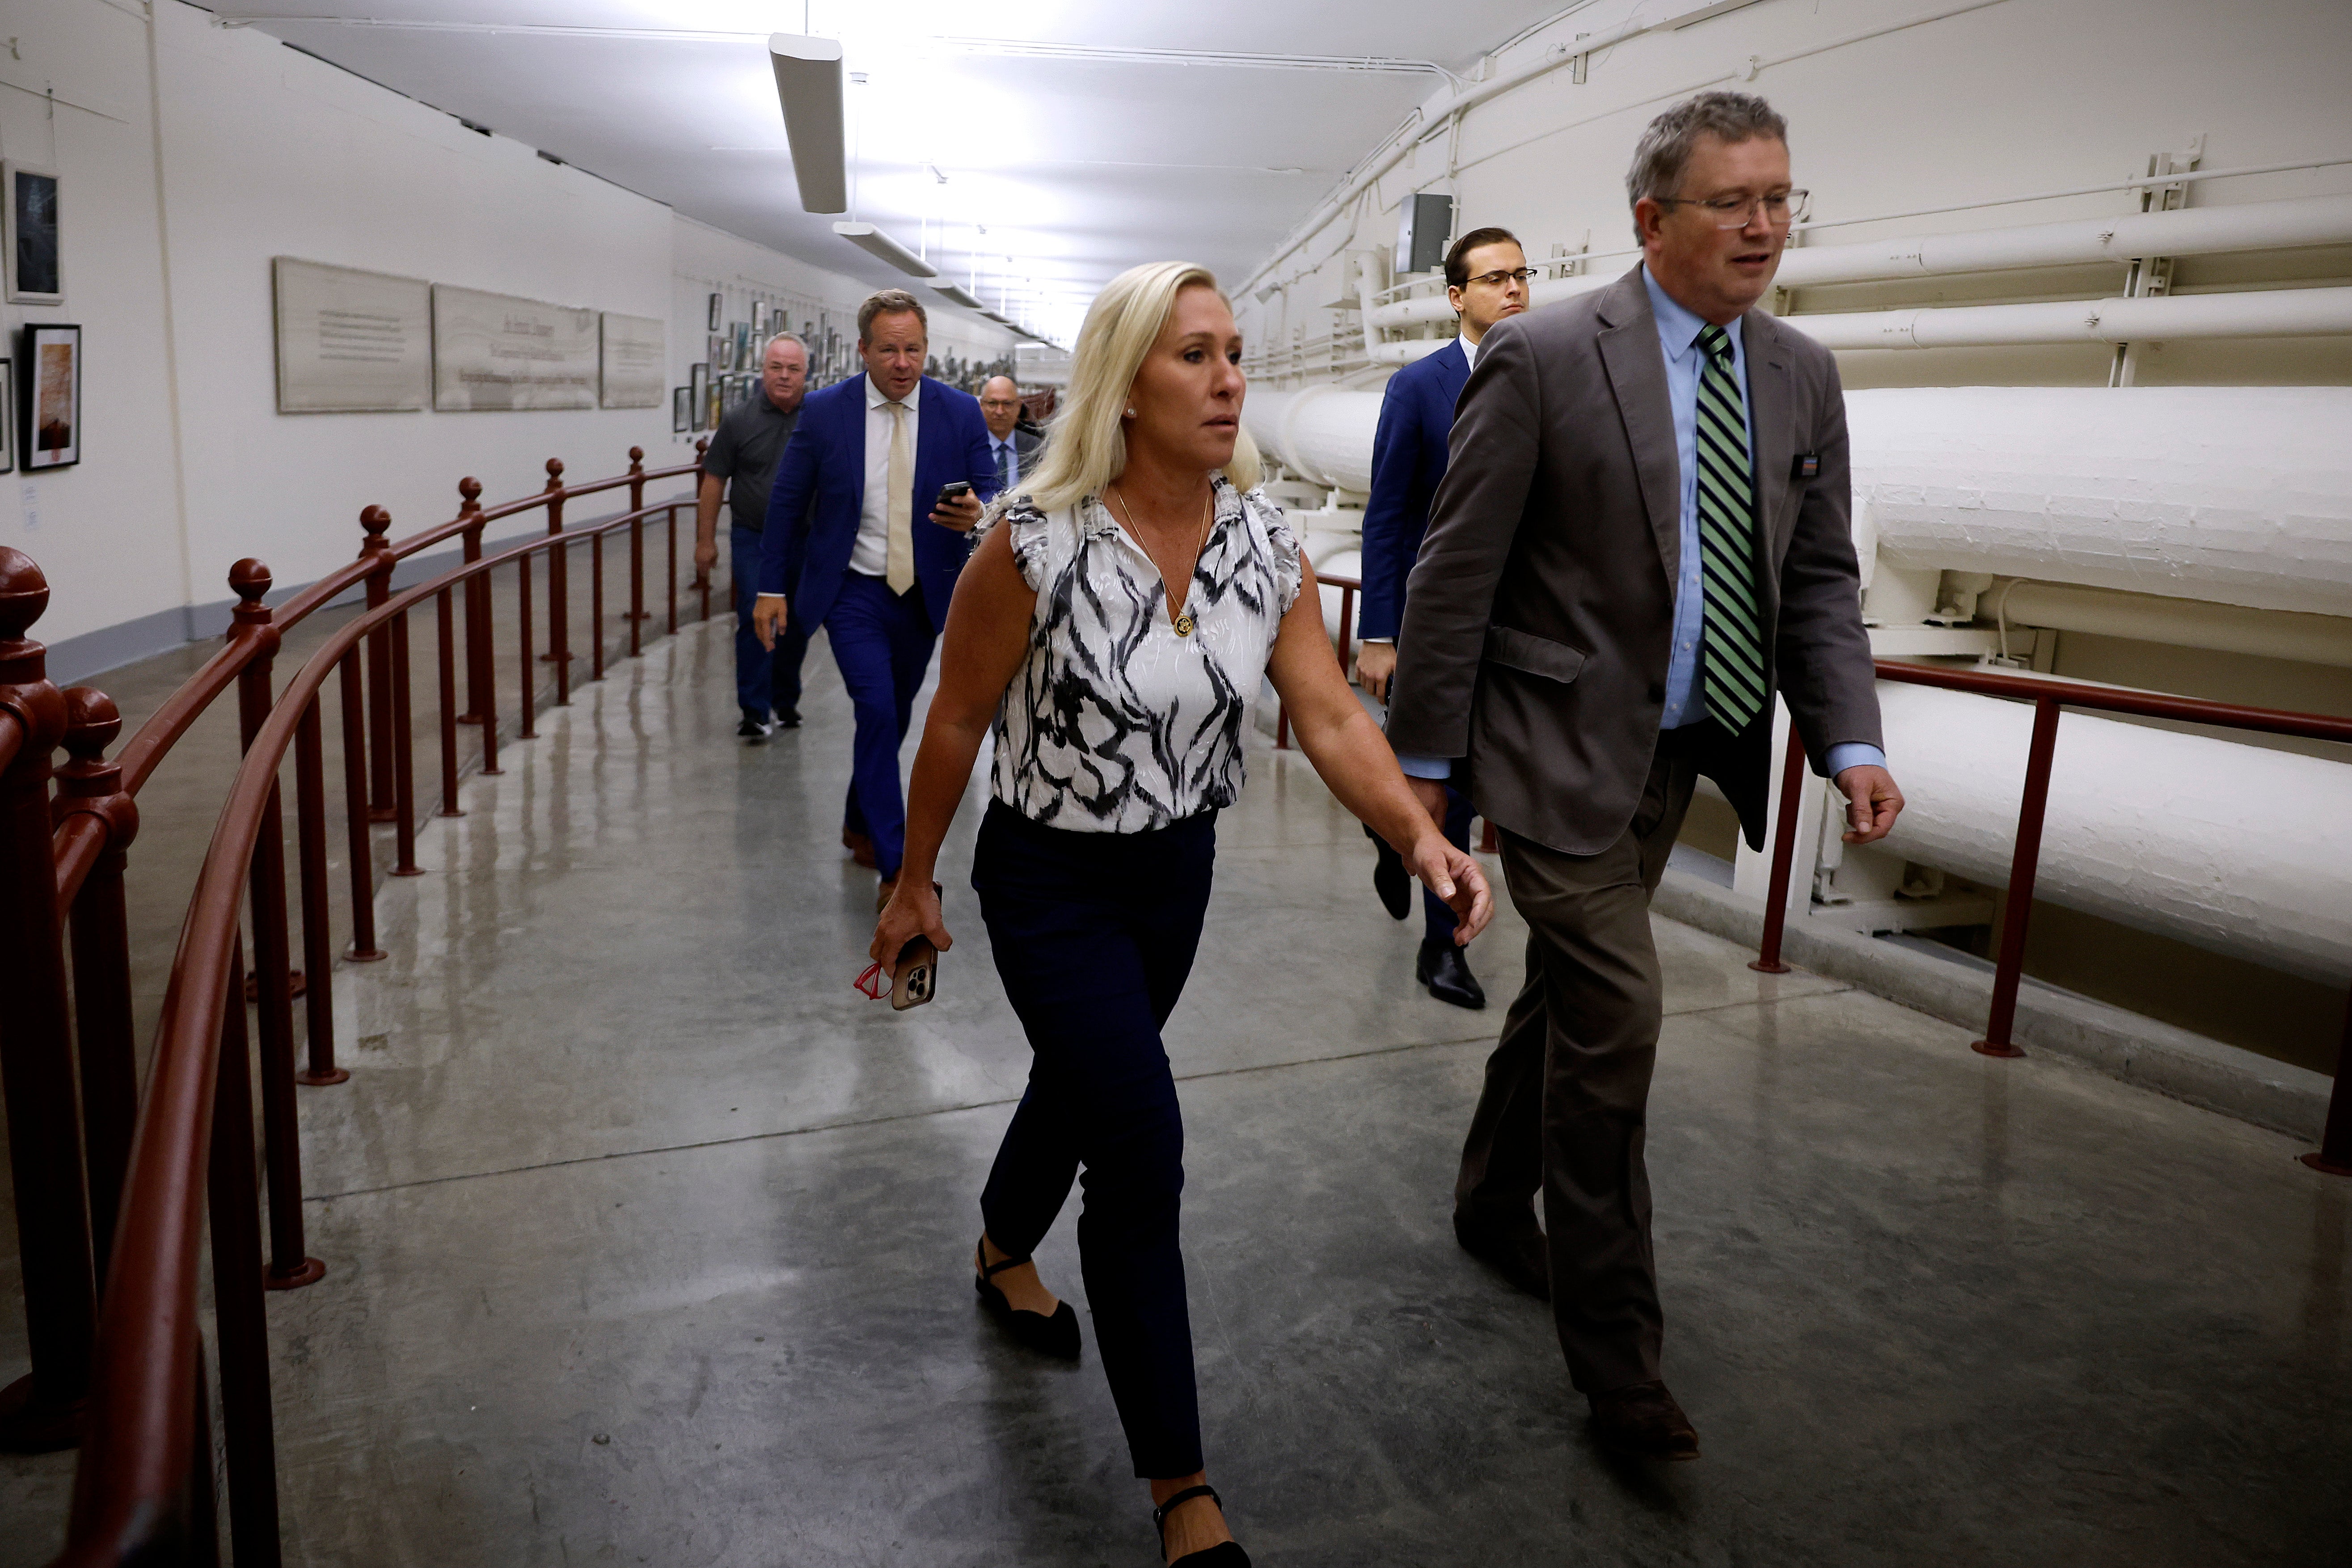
[869, 262, 1493, 1564]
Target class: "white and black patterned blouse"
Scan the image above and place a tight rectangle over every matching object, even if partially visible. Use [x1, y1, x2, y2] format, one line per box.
[987, 475, 1303, 833]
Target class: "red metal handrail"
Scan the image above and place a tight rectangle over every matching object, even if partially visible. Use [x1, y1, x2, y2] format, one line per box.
[1749, 658, 2352, 1175]
[0, 445, 717, 1555]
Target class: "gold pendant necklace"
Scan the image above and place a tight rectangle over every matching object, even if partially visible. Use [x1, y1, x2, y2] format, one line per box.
[1111, 483, 1216, 638]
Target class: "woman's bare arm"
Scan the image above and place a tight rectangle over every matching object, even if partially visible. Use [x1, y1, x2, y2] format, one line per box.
[1267, 559, 1494, 944]
[872, 523, 1035, 962]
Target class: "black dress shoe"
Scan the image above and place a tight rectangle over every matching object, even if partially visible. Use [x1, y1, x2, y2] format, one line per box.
[1588, 1380, 1701, 1461]
[1415, 938, 1486, 1009]
[974, 1242, 1080, 1360]
[773, 707, 802, 728]
[1152, 1484, 1250, 1566]
[1453, 1213, 1550, 1300]
[737, 709, 775, 742]
[1366, 823, 1411, 921]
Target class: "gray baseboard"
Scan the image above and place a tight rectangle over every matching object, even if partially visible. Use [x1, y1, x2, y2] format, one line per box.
[1651, 869, 2335, 1142]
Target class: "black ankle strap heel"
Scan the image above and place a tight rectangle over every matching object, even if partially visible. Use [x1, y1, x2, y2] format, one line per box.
[972, 1238, 1081, 1361]
[1152, 1484, 1250, 1566]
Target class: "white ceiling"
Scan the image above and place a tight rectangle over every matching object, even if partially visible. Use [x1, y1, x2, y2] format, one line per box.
[206, 0, 1569, 342]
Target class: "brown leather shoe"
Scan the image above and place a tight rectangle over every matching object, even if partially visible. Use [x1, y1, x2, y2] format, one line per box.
[1588, 1381, 1700, 1461]
[1453, 1213, 1550, 1301]
[843, 828, 878, 869]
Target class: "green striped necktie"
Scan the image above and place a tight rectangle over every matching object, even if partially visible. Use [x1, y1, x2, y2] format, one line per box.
[1693, 322, 1767, 733]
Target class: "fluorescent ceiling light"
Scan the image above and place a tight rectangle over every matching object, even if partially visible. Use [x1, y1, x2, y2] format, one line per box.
[834, 222, 938, 279]
[929, 281, 986, 309]
[769, 33, 845, 214]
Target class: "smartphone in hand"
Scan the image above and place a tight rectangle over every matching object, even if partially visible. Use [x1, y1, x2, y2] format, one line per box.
[935, 480, 972, 510]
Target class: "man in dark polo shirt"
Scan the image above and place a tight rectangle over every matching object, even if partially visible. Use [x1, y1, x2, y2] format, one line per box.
[697, 332, 810, 740]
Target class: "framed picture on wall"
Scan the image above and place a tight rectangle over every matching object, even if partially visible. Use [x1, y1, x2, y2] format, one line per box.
[688, 363, 708, 431]
[23, 324, 79, 470]
[672, 386, 689, 433]
[0, 360, 13, 473]
[4, 163, 60, 307]
[707, 292, 721, 331]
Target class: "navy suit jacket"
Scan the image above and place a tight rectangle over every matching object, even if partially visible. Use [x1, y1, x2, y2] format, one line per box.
[1358, 338, 1471, 642]
[758, 374, 1001, 634]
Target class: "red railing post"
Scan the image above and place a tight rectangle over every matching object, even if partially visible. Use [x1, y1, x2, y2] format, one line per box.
[228, 562, 325, 1291]
[666, 503, 679, 635]
[207, 930, 285, 1564]
[591, 531, 606, 683]
[456, 477, 488, 725]
[543, 458, 571, 707]
[337, 648, 385, 963]
[1750, 725, 1810, 976]
[388, 603, 421, 877]
[2302, 986, 2352, 1176]
[291, 693, 348, 1084]
[436, 587, 463, 816]
[359, 506, 397, 822]
[518, 546, 538, 740]
[54, 688, 143, 1293]
[628, 507, 647, 655]
[0, 548, 96, 1452]
[1974, 694, 2064, 1058]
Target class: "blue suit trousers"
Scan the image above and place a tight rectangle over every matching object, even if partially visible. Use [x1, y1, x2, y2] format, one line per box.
[823, 572, 937, 880]
[731, 526, 807, 718]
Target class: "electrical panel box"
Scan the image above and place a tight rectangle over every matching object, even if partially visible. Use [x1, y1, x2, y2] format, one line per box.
[1395, 192, 1453, 275]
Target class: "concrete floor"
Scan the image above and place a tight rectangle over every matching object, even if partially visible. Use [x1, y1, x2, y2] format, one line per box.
[4, 599, 2351, 1564]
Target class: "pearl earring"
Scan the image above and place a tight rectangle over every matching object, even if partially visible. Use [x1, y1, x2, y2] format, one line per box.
[1124, 407, 1136, 417]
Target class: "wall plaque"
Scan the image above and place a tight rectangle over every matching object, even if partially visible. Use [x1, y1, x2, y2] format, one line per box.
[432, 284, 599, 410]
[273, 258, 431, 413]
[600, 312, 665, 409]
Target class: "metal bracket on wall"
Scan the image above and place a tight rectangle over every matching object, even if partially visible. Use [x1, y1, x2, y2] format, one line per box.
[2111, 134, 2205, 386]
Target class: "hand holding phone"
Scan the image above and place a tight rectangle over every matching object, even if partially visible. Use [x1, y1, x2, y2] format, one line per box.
[931, 479, 982, 533]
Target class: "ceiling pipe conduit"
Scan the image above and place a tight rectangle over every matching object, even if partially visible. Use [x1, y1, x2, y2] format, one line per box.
[1367, 194, 2352, 331]
[1786, 283, 2352, 351]
[1993, 581, 2352, 669]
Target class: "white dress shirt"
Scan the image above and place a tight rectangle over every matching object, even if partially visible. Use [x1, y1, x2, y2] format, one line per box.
[853, 376, 921, 579]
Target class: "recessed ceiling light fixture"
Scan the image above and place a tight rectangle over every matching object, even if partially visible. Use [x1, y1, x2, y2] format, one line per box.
[834, 222, 938, 279]
[769, 33, 846, 213]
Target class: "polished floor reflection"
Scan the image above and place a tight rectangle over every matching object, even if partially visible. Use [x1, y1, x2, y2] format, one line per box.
[4, 613, 2348, 1565]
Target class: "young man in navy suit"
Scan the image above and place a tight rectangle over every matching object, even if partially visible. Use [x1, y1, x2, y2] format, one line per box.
[1356, 226, 1532, 1009]
[752, 290, 1001, 904]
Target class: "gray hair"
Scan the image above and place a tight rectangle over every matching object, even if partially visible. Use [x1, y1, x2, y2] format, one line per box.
[1624, 91, 1788, 242]
[761, 332, 807, 361]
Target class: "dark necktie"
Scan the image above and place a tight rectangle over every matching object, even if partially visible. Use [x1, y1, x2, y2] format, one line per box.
[997, 440, 1014, 493]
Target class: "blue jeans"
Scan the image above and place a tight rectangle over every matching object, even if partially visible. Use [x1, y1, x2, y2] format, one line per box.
[731, 526, 807, 717]
[822, 572, 937, 880]
[975, 800, 1216, 1479]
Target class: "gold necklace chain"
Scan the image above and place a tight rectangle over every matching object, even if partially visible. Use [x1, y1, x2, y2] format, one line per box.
[1108, 482, 1216, 638]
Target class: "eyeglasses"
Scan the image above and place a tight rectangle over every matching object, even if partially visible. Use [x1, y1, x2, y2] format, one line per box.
[1654, 190, 1808, 228]
[1461, 267, 1538, 289]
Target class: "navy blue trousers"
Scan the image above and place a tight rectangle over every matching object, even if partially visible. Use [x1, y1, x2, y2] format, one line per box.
[974, 800, 1216, 1479]
[731, 526, 807, 718]
[1425, 784, 1476, 942]
[822, 573, 937, 880]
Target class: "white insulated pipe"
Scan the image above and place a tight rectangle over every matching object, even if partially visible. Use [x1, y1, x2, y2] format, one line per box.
[1245, 386, 1384, 493]
[1994, 581, 2352, 669]
[1875, 680, 2352, 987]
[1853, 387, 2352, 618]
[1785, 284, 2352, 351]
[1366, 194, 2352, 333]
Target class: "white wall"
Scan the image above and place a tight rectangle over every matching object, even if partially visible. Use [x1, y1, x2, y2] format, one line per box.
[0, 0, 1012, 677]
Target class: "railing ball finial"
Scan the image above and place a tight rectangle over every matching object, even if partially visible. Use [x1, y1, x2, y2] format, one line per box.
[545, 457, 565, 484]
[60, 685, 122, 762]
[694, 437, 709, 457]
[229, 558, 274, 604]
[628, 445, 644, 466]
[458, 476, 483, 511]
[359, 505, 391, 540]
[0, 544, 50, 642]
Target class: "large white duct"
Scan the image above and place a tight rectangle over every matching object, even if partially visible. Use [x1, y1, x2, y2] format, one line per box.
[1367, 193, 2352, 331]
[1787, 284, 2352, 351]
[1854, 387, 2352, 618]
[1876, 681, 2352, 986]
[1249, 384, 2352, 620]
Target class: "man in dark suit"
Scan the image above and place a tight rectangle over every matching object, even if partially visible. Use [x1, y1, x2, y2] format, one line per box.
[976, 375, 1043, 493]
[752, 290, 1000, 903]
[1385, 92, 1904, 1461]
[1358, 224, 1532, 1010]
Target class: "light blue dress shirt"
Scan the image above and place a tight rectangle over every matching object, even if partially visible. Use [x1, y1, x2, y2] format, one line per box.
[1396, 266, 1883, 784]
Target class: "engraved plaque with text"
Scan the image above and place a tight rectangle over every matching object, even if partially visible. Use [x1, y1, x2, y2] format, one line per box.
[273, 257, 431, 413]
[432, 284, 599, 410]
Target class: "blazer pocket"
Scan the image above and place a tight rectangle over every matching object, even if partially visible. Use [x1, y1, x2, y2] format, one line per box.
[1482, 626, 1587, 684]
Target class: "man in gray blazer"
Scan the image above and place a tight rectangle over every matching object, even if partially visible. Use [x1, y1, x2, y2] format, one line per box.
[1385, 91, 1905, 1462]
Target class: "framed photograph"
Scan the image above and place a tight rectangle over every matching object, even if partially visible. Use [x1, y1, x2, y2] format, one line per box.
[705, 375, 722, 432]
[24, 324, 79, 470]
[0, 360, 13, 473]
[707, 292, 721, 331]
[688, 363, 708, 431]
[707, 332, 728, 373]
[672, 385, 689, 433]
[733, 321, 752, 366]
[752, 301, 769, 335]
[4, 163, 60, 306]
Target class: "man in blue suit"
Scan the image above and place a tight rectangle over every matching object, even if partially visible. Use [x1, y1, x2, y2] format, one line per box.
[1357, 226, 1532, 1009]
[752, 289, 1000, 902]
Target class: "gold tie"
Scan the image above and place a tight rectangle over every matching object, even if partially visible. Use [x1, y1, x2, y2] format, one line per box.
[884, 400, 915, 595]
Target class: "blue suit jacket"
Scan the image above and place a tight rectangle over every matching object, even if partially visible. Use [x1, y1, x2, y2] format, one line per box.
[1358, 338, 1471, 642]
[758, 374, 1001, 634]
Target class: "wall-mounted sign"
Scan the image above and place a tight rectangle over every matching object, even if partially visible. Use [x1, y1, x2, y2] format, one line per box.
[272, 258, 431, 413]
[431, 284, 598, 410]
[599, 312, 664, 409]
